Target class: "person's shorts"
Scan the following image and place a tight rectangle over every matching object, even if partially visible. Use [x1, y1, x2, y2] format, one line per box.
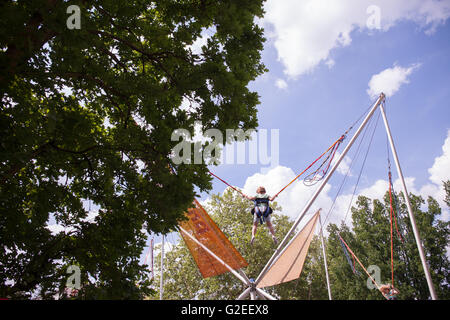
[253, 211, 272, 224]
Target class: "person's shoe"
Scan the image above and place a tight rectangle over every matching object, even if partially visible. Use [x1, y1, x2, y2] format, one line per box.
[250, 237, 255, 246]
[272, 237, 278, 245]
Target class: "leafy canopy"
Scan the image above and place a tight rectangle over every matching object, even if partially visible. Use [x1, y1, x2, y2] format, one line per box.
[0, 0, 266, 299]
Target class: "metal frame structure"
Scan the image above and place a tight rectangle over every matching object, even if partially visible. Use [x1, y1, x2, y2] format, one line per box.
[179, 226, 277, 300]
[160, 235, 165, 300]
[318, 212, 332, 300]
[169, 93, 437, 300]
[379, 101, 437, 300]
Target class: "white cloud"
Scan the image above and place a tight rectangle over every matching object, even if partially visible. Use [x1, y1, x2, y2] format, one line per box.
[199, 197, 213, 211]
[332, 151, 353, 176]
[420, 129, 450, 219]
[275, 78, 288, 90]
[428, 129, 450, 186]
[358, 178, 389, 200]
[325, 59, 336, 69]
[367, 63, 420, 99]
[263, 0, 450, 78]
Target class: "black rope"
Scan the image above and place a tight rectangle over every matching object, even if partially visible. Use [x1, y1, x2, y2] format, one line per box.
[343, 110, 381, 224]
[323, 114, 374, 226]
[345, 96, 382, 136]
[303, 141, 342, 186]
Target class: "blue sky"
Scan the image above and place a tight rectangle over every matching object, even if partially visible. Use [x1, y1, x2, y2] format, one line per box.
[197, 1, 450, 233]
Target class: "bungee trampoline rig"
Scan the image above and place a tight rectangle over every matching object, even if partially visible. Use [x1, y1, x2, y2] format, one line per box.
[156, 93, 437, 300]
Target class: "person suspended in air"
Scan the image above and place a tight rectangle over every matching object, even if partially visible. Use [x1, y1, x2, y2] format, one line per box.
[242, 186, 278, 245]
[380, 284, 400, 300]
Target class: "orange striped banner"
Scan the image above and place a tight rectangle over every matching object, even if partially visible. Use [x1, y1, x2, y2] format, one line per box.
[179, 199, 248, 278]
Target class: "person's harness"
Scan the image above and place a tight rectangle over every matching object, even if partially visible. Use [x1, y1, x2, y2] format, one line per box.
[251, 198, 272, 224]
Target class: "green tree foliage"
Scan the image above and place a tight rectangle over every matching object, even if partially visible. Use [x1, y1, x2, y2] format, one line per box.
[326, 190, 450, 300]
[0, 0, 266, 299]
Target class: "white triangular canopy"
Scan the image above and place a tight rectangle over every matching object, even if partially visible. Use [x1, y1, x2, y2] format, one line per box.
[257, 211, 319, 288]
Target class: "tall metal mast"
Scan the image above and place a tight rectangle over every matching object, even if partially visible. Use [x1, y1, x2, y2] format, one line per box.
[255, 93, 386, 286]
[319, 212, 332, 300]
[160, 235, 165, 300]
[379, 102, 438, 300]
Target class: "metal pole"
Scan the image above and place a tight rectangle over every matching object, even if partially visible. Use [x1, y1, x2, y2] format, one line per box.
[319, 212, 332, 300]
[160, 235, 164, 300]
[255, 93, 386, 285]
[236, 287, 251, 300]
[379, 102, 438, 300]
[255, 288, 277, 300]
[150, 238, 154, 279]
[255, 290, 267, 300]
[238, 269, 252, 284]
[179, 226, 250, 286]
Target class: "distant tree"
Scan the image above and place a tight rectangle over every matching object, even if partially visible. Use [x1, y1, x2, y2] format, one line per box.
[326, 189, 450, 300]
[0, 0, 266, 299]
